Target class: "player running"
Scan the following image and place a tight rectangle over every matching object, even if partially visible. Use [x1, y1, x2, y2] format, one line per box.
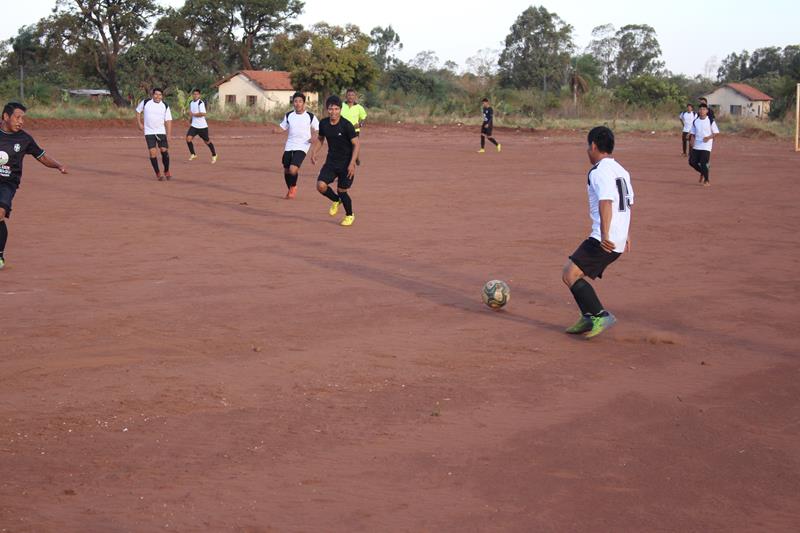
[478, 97, 501, 153]
[0, 102, 68, 270]
[310, 95, 360, 227]
[341, 89, 366, 166]
[279, 92, 319, 199]
[561, 126, 633, 338]
[688, 103, 720, 186]
[679, 103, 696, 157]
[136, 88, 173, 181]
[186, 88, 217, 164]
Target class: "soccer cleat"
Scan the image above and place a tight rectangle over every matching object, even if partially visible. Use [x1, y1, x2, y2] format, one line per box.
[285, 186, 297, 199]
[0, 257, 5, 270]
[328, 201, 340, 216]
[157, 174, 166, 181]
[584, 312, 617, 339]
[565, 314, 593, 334]
[164, 171, 172, 180]
[496, 144, 502, 152]
[189, 154, 198, 161]
[340, 214, 355, 226]
[477, 148, 486, 153]
[211, 155, 218, 164]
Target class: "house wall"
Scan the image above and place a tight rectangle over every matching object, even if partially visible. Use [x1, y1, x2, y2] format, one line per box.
[217, 75, 318, 111]
[705, 86, 770, 119]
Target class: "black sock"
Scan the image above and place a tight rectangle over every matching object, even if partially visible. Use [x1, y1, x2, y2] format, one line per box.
[339, 191, 353, 215]
[161, 152, 170, 172]
[207, 143, 216, 156]
[284, 171, 292, 188]
[288, 172, 298, 187]
[569, 279, 604, 316]
[321, 187, 340, 202]
[0, 220, 7, 258]
[481, 135, 486, 149]
[488, 137, 498, 146]
[150, 157, 160, 175]
[187, 141, 196, 155]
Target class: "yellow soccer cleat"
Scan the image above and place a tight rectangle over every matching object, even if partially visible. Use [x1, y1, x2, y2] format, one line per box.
[477, 148, 485, 153]
[211, 155, 218, 164]
[329, 201, 340, 216]
[340, 214, 355, 226]
[188, 154, 198, 161]
[496, 144, 502, 152]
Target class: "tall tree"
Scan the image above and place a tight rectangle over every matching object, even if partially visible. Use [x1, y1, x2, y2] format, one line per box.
[586, 23, 617, 86]
[613, 24, 664, 83]
[410, 50, 439, 72]
[498, 6, 574, 92]
[368, 26, 402, 71]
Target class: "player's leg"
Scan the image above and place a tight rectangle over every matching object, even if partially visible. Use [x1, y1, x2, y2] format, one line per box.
[186, 127, 197, 160]
[562, 240, 619, 337]
[688, 148, 702, 180]
[198, 128, 216, 161]
[281, 151, 294, 194]
[159, 137, 171, 179]
[146, 136, 161, 177]
[337, 170, 355, 226]
[0, 218, 7, 269]
[699, 150, 711, 185]
[479, 127, 486, 152]
[0, 185, 14, 269]
[317, 165, 341, 214]
[681, 132, 688, 156]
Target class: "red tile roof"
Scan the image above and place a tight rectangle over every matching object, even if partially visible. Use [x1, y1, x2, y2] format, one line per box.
[214, 70, 295, 91]
[726, 82, 773, 101]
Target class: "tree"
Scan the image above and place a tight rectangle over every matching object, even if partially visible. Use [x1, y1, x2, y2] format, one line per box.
[410, 50, 439, 72]
[613, 24, 664, 83]
[614, 75, 683, 107]
[465, 48, 499, 78]
[10, 26, 40, 99]
[498, 6, 574, 92]
[586, 23, 616, 86]
[369, 26, 402, 71]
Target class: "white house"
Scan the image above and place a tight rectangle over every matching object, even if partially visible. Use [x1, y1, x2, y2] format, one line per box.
[213, 70, 318, 111]
[704, 83, 773, 119]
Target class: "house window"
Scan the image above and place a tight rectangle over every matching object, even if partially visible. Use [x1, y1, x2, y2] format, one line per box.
[225, 94, 236, 105]
[247, 95, 257, 107]
[730, 105, 742, 116]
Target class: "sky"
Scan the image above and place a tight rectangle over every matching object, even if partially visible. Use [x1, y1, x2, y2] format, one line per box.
[3, 0, 799, 77]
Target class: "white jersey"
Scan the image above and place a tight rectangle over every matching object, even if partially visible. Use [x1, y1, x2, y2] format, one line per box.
[136, 99, 172, 135]
[690, 116, 719, 151]
[280, 111, 320, 153]
[587, 158, 634, 254]
[190, 99, 208, 129]
[680, 111, 697, 133]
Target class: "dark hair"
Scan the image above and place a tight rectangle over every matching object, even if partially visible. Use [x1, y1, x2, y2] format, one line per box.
[325, 95, 342, 108]
[2, 101, 27, 118]
[698, 97, 707, 103]
[152, 87, 163, 95]
[291, 91, 306, 103]
[345, 88, 356, 94]
[687, 103, 694, 108]
[481, 97, 489, 102]
[587, 126, 614, 154]
[698, 103, 708, 109]
[192, 88, 201, 93]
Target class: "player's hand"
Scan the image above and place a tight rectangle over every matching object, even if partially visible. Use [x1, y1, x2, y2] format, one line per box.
[600, 238, 616, 253]
[347, 163, 356, 178]
[703, 135, 712, 142]
[58, 166, 68, 174]
[310, 153, 316, 165]
[625, 239, 631, 253]
[138, 124, 144, 131]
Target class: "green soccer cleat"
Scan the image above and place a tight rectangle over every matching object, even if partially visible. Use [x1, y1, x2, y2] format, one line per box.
[329, 201, 340, 216]
[585, 312, 617, 339]
[496, 143, 502, 152]
[189, 154, 198, 161]
[0, 257, 5, 270]
[340, 214, 355, 226]
[211, 155, 218, 164]
[477, 148, 486, 153]
[565, 314, 593, 334]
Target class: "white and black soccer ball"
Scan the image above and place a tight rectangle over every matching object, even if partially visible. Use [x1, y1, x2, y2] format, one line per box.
[482, 280, 510, 309]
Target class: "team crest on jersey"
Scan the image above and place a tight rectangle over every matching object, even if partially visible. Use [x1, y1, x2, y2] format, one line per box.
[13, 144, 20, 152]
[0, 151, 8, 165]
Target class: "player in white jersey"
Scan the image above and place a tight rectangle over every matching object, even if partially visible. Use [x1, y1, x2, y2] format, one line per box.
[279, 92, 319, 199]
[688, 103, 719, 186]
[561, 126, 634, 338]
[679, 103, 696, 157]
[186, 89, 217, 164]
[136, 88, 173, 181]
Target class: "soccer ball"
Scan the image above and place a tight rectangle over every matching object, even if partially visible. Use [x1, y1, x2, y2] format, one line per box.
[482, 280, 510, 309]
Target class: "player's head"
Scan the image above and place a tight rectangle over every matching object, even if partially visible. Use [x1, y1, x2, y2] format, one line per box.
[2, 102, 27, 132]
[345, 88, 357, 104]
[291, 92, 306, 112]
[152, 88, 163, 103]
[326, 95, 342, 120]
[587, 126, 614, 164]
[686, 103, 694, 111]
[698, 97, 708, 105]
[481, 97, 490, 108]
[191, 88, 201, 101]
[698, 103, 709, 117]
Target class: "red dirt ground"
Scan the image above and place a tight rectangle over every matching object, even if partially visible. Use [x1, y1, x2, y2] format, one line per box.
[1, 121, 799, 532]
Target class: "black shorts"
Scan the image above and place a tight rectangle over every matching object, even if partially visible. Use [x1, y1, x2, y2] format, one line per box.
[569, 238, 621, 279]
[0, 182, 17, 218]
[318, 163, 354, 189]
[145, 134, 169, 150]
[481, 124, 493, 136]
[282, 150, 307, 169]
[186, 127, 210, 142]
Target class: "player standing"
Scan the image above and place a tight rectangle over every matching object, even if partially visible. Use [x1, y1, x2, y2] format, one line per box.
[478, 98, 501, 153]
[136, 88, 173, 181]
[688, 103, 719, 186]
[0, 102, 68, 270]
[279, 92, 319, 199]
[310, 95, 360, 227]
[561, 126, 633, 338]
[186, 89, 217, 163]
[679, 103, 696, 157]
[341, 89, 367, 165]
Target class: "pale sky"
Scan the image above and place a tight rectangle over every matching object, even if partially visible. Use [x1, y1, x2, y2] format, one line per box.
[3, 0, 799, 77]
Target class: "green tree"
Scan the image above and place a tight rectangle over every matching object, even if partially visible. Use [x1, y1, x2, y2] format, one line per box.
[614, 74, 683, 107]
[586, 23, 616, 86]
[613, 24, 664, 83]
[498, 6, 574, 92]
[369, 26, 402, 71]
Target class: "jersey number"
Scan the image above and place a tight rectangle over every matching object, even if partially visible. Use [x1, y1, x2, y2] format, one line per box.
[615, 178, 632, 212]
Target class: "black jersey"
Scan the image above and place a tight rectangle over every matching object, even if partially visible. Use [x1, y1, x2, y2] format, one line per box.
[318, 117, 357, 166]
[0, 129, 45, 187]
[482, 106, 494, 125]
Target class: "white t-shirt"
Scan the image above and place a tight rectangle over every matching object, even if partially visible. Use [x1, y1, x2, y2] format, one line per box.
[587, 158, 634, 254]
[190, 99, 208, 129]
[680, 111, 697, 132]
[690, 117, 720, 151]
[136, 99, 172, 135]
[280, 111, 320, 153]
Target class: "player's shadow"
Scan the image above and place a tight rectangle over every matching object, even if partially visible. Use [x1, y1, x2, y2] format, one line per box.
[159, 193, 323, 225]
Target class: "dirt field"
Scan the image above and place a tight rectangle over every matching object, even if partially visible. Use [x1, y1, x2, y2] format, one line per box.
[1, 120, 799, 532]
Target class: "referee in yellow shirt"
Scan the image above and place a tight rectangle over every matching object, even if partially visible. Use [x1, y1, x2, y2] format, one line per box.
[341, 89, 367, 165]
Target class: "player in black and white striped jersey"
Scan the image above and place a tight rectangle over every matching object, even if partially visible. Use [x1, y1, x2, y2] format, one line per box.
[186, 89, 217, 164]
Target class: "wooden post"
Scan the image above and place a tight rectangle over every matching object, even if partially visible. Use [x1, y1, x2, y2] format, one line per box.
[795, 83, 799, 152]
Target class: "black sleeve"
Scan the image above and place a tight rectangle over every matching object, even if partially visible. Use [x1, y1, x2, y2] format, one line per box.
[344, 120, 357, 140]
[487, 107, 494, 122]
[318, 121, 326, 139]
[25, 135, 45, 158]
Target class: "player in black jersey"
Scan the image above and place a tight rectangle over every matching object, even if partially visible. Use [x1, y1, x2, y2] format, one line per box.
[0, 102, 68, 269]
[310, 95, 360, 227]
[478, 98, 501, 153]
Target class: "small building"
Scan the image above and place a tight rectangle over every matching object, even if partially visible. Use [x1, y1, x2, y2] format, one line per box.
[704, 83, 773, 119]
[62, 89, 111, 101]
[213, 70, 317, 111]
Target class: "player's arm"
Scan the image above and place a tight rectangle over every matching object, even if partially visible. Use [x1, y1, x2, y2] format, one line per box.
[599, 200, 615, 252]
[310, 133, 324, 165]
[166, 118, 172, 137]
[37, 153, 67, 174]
[136, 111, 144, 131]
[347, 136, 360, 178]
[703, 123, 719, 143]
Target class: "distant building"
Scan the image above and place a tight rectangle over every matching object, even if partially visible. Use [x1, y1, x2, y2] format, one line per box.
[704, 83, 773, 119]
[63, 89, 111, 100]
[213, 70, 317, 111]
